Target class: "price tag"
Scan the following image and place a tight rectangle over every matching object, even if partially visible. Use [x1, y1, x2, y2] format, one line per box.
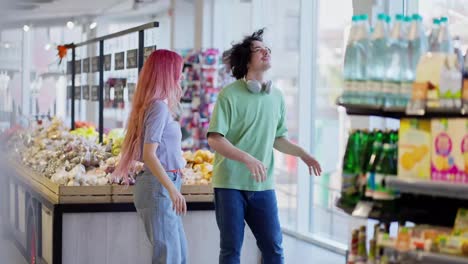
[91, 85, 99, 101]
[115, 81, 124, 103]
[105, 83, 111, 101]
[74, 85, 82, 100]
[83, 58, 90, 73]
[114, 52, 125, 70]
[126, 49, 138, 69]
[67, 85, 72, 99]
[74, 60, 82, 74]
[82, 85, 90, 100]
[104, 55, 111, 71]
[91, 56, 99, 73]
[128, 83, 136, 102]
[67, 61, 72, 74]
[144, 46, 157, 62]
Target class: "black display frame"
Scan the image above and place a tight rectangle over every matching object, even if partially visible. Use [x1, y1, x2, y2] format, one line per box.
[65, 21, 159, 142]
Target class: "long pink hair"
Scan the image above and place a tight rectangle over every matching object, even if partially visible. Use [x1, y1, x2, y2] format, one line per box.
[113, 49, 184, 183]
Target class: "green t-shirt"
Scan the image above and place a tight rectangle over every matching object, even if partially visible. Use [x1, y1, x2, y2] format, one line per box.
[207, 80, 288, 191]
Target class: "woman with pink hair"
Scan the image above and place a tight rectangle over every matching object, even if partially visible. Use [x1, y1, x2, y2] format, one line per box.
[113, 49, 188, 264]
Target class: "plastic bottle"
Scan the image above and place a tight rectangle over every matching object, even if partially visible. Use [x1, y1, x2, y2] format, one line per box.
[355, 14, 371, 104]
[367, 13, 390, 106]
[399, 16, 415, 107]
[343, 15, 361, 104]
[429, 18, 441, 52]
[453, 36, 464, 71]
[383, 14, 406, 108]
[437, 16, 453, 54]
[408, 14, 428, 72]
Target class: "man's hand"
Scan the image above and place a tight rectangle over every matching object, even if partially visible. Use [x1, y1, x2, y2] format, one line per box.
[243, 154, 267, 182]
[300, 153, 322, 176]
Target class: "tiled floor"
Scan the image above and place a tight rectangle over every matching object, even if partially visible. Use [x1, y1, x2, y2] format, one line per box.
[0, 233, 345, 264]
[0, 237, 27, 264]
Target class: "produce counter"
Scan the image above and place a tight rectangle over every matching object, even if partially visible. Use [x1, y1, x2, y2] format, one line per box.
[1, 159, 261, 264]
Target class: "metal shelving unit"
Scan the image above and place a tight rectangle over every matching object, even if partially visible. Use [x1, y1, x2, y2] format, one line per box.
[387, 178, 468, 200]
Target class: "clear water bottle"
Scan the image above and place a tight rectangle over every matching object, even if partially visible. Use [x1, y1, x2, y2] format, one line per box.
[437, 16, 453, 54]
[384, 14, 406, 108]
[354, 14, 371, 104]
[343, 15, 360, 104]
[429, 18, 441, 52]
[367, 13, 390, 106]
[399, 16, 414, 107]
[408, 14, 428, 72]
[453, 36, 464, 71]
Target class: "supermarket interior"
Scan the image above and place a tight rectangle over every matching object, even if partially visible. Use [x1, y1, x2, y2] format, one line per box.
[1, 0, 468, 263]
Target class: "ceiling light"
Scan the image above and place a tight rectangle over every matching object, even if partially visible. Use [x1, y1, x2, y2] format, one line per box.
[44, 43, 51, 50]
[66, 21, 74, 29]
[4, 43, 11, 49]
[89, 22, 97, 29]
[23, 25, 30, 32]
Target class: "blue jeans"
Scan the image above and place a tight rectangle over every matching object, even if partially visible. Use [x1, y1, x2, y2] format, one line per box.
[134, 171, 188, 264]
[214, 188, 284, 264]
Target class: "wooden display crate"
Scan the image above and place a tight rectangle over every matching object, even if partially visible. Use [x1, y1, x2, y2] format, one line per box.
[182, 183, 214, 202]
[111, 185, 134, 203]
[181, 183, 213, 195]
[11, 161, 112, 204]
[111, 183, 214, 203]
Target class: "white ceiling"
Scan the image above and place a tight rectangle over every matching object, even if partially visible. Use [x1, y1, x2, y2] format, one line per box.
[0, 0, 169, 29]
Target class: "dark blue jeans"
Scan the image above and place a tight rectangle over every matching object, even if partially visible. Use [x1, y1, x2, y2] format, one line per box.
[214, 188, 284, 264]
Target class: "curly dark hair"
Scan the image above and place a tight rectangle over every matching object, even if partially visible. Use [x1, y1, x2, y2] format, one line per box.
[228, 28, 265, 80]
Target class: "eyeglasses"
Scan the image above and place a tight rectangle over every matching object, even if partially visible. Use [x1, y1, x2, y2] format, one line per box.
[251, 46, 271, 55]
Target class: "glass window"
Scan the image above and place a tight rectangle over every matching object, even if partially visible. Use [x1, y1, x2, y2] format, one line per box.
[213, 0, 300, 228]
[310, 0, 358, 244]
[258, 0, 301, 228]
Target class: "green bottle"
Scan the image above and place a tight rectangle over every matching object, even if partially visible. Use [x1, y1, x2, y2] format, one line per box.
[365, 131, 384, 197]
[362, 130, 375, 173]
[342, 130, 362, 195]
[373, 143, 397, 200]
[390, 130, 399, 175]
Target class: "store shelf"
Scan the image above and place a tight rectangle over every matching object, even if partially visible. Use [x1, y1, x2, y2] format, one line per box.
[336, 100, 467, 119]
[384, 247, 468, 264]
[406, 251, 468, 264]
[387, 178, 468, 200]
[336, 192, 463, 227]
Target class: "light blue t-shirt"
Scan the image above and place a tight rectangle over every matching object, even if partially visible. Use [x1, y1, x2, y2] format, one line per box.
[141, 100, 186, 171]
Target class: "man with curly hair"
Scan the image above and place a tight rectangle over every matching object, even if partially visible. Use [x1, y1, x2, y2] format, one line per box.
[208, 29, 322, 264]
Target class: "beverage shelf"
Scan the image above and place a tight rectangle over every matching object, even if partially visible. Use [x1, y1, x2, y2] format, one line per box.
[337, 101, 467, 119]
[386, 178, 468, 200]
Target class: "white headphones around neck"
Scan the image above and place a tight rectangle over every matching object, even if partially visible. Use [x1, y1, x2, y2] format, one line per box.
[243, 77, 272, 94]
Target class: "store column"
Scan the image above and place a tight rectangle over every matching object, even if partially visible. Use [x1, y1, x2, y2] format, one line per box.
[171, 0, 195, 50]
[21, 29, 31, 118]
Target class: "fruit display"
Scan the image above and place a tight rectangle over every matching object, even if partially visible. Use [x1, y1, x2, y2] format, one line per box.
[103, 128, 125, 156]
[70, 127, 99, 141]
[5, 118, 214, 187]
[182, 149, 214, 185]
[74, 121, 95, 129]
[6, 118, 142, 186]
